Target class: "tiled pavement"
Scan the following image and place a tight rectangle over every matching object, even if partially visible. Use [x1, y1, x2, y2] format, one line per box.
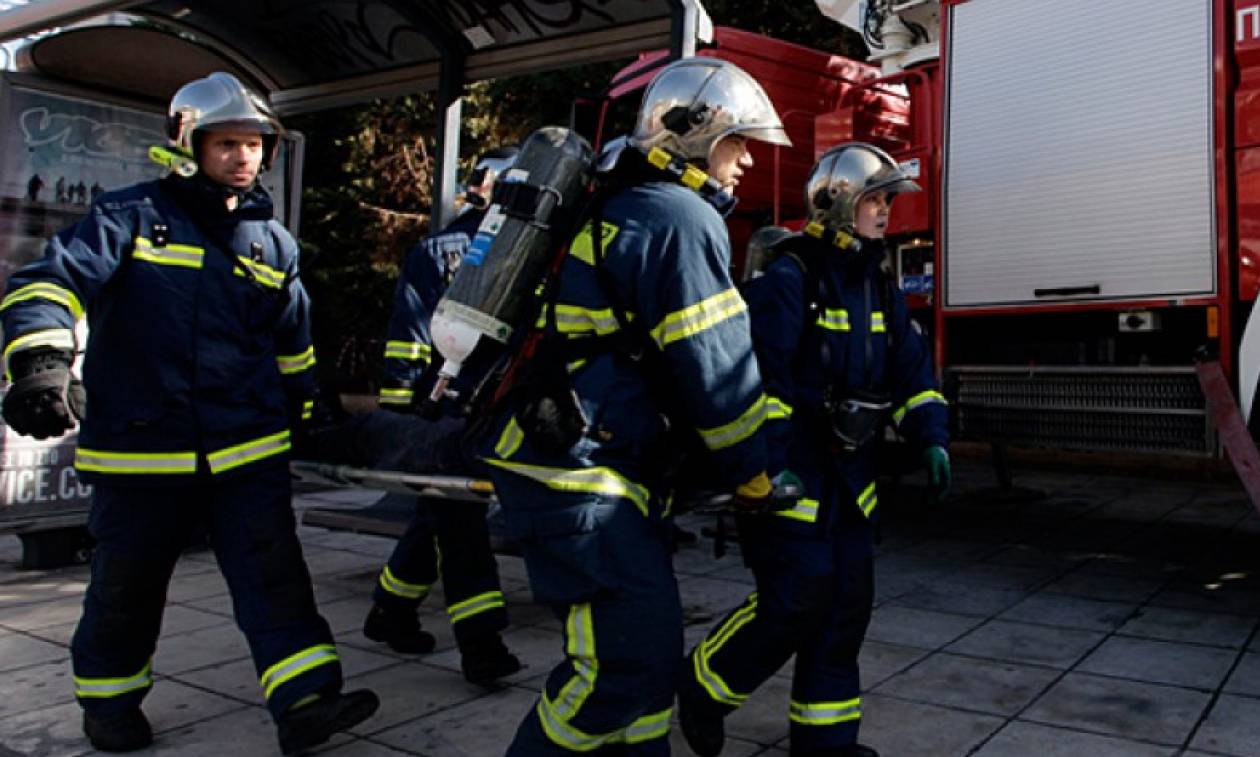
[2, 459, 1260, 756]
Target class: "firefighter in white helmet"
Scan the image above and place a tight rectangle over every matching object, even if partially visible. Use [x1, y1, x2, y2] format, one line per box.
[677, 142, 950, 757]
[478, 57, 791, 755]
[0, 72, 378, 754]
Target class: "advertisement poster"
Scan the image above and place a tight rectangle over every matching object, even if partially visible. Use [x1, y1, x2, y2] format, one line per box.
[0, 82, 168, 526]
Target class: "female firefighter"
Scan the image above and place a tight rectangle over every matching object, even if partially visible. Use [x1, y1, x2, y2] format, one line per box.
[677, 142, 951, 757]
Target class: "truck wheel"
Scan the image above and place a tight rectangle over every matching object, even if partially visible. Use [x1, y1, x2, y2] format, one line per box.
[18, 527, 94, 570]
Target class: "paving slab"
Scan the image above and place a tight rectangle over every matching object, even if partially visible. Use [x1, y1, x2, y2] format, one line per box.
[999, 593, 1138, 633]
[1116, 606, 1258, 648]
[0, 657, 73, 720]
[888, 580, 1028, 617]
[945, 619, 1104, 669]
[865, 604, 984, 649]
[1188, 693, 1260, 756]
[873, 652, 1060, 716]
[0, 627, 69, 670]
[972, 721, 1176, 756]
[1223, 651, 1260, 697]
[1022, 672, 1211, 745]
[1040, 572, 1165, 604]
[858, 693, 1004, 755]
[857, 640, 930, 688]
[1075, 636, 1237, 690]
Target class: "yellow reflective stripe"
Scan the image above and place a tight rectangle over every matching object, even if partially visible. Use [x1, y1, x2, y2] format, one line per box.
[694, 593, 756, 706]
[624, 708, 672, 744]
[545, 604, 598, 730]
[892, 389, 948, 425]
[858, 482, 877, 518]
[766, 396, 793, 420]
[447, 590, 505, 623]
[234, 257, 285, 289]
[871, 311, 886, 333]
[495, 416, 524, 459]
[379, 565, 430, 600]
[74, 659, 153, 699]
[649, 288, 746, 348]
[300, 399, 314, 421]
[133, 236, 204, 268]
[276, 345, 316, 375]
[817, 308, 850, 331]
[206, 430, 291, 474]
[259, 644, 339, 700]
[698, 393, 768, 451]
[774, 497, 819, 523]
[790, 697, 861, 726]
[378, 387, 414, 406]
[4, 328, 75, 362]
[0, 283, 85, 320]
[75, 447, 197, 475]
[537, 303, 628, 335]
[384, 341, 431, 362]
[568, 221, 621, 266]
[485, 459, 649, 516]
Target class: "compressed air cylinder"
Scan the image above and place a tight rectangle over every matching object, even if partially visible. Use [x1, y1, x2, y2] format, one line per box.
[428, 126, 593, 396]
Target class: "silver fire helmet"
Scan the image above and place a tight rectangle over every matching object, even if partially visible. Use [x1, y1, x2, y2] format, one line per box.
[167, 72, 282, 172]
[630, 57, 791, 164]
[804, 142, 919, 231]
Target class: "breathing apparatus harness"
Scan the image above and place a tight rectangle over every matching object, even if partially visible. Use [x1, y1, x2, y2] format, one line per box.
[777, 220, 898, 454]
[469, 142, 735, 481]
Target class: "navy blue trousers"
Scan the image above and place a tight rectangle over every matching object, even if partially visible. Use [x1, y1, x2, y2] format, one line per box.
[71, 463, 341, 720]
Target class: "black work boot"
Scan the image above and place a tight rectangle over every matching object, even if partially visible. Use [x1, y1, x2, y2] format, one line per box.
[83, 708, 153, 752]
[363, 603, 436, 654]
[276, 689, 380, 755]
[676, 671, 726, 757]
[459, 633, 521, 685]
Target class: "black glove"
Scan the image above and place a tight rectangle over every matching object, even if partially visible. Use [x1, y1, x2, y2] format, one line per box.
[3, 348, 84, 439]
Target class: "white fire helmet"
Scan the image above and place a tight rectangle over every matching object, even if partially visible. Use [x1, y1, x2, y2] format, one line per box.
[630, 57, 791, 165]
[167, 72, 282, 172]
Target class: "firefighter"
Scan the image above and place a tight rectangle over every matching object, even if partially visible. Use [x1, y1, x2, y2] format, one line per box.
[480, 58, 791, 755]
[0, 72, 378, 754]
[676, 142, 951, 757]
[363, 146, 522, 684]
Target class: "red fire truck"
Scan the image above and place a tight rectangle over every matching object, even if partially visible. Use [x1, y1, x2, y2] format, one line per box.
[627, 1, 1244, 460]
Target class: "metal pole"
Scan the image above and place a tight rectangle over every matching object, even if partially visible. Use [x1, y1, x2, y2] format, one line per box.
[432, 53, 466, 230]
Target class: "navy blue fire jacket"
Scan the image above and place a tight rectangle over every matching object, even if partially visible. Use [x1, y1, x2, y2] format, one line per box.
[485, 180, 770, 511]
[378, 208, 485, 410]
[741, 236, 948, 527]
[0, 175, 316, 481]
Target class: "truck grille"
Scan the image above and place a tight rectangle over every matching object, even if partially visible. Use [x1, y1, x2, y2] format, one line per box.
[948, 366, 1212, 456]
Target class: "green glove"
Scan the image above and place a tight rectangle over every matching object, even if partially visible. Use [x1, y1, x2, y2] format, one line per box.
[923, 446, 951, 502]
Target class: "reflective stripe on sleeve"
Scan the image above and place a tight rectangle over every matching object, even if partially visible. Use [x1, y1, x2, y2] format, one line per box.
[133, 236, 204, 268]
[0, 283, 85, 320]
[871, 311, 886, 333]
[649, 288, 746, 349]
[206, 430, 291, 474]
[276, 346, 316, 375]
[301, 399, 314, 421]
[494, 417, 525, 459]
[378, 387, 415, 406]
[774, 497, 819, 523]
[537, 303, 626, 335]
[259, 644, 339, 700]
[698, 394, 768, 451]
[789, 697, 861, 726]
[485, 459, 650, 516]
[234, 257, 285, 289]
[766, 396, 793, 420]
[75, 448, 198, 475]
[816, 308, 850, 332]
[448, 590, 506, 624]
[384, 341, 431, 362]
[74, 660, 153, 699]
[892, 390, 947, 425]
[4, 328, 75, 362]
[858, 482, 877, 518]
[379, 565, 430, 600]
